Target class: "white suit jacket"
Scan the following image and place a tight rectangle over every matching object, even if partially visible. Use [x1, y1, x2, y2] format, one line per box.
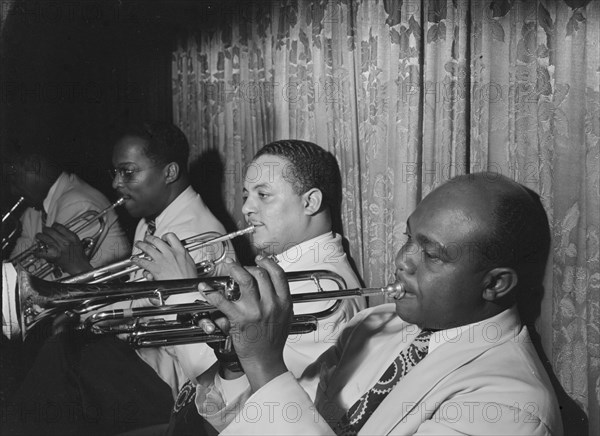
[195, 232, 365, 431]
[92, 186, 233, 397]
[131, 186, 233, 396]
[221, 304, 563, 436]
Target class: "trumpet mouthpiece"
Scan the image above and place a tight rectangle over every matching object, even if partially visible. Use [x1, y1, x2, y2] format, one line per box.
[384, 282, 405, 300]
[115, 197, 126, 207]
[241, 225, 255, 235]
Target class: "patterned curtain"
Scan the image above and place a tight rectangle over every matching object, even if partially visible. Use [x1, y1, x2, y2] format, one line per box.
[173, 0, 599, 432]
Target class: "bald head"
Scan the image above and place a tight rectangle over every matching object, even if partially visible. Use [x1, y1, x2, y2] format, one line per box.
[393, 172, 550, 328]
[432, 173, 551, 296]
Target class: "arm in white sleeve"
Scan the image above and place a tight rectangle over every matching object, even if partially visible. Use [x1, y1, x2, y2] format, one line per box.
[194, 364, 252, 433]
[2, 262, 20, 339]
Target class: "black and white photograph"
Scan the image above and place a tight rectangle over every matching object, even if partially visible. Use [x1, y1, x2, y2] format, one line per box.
[1, 1, 597, 435]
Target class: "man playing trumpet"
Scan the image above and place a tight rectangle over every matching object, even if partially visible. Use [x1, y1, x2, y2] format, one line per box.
[127, 139, 366, 435]
[3, 149, 130, 279]
[194, 173, 562, 435]
[2, 149, 130, 341]
[6, 122, 235, 435]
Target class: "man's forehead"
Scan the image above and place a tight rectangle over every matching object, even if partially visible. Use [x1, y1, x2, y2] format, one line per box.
[113, 137, 150, 162]
[410, 188, 492, 236]
[244, 157, 289, 186]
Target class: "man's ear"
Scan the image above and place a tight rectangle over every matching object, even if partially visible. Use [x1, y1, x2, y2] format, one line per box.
[482, 268, 518, 302]
[164, 162, 180, 184]
[302, 188, 323, 215]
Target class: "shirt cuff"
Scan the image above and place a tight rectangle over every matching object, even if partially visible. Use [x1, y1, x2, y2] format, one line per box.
[215, 371, 251, 405]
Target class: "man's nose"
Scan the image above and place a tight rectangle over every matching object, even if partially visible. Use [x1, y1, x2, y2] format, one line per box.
[241, 196, 255, 216]
[395, 242, 418, 275]
[111, 173, 123, 190]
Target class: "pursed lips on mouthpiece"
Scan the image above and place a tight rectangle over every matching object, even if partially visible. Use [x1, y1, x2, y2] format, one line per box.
[389, 282, 406, 300]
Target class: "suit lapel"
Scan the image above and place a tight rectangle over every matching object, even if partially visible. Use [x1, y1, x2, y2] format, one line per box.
[360, 309, 521, 435]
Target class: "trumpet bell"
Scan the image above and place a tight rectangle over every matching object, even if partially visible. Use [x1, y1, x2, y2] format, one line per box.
[18, 268, 63, 338]
[16, 268, 241, 340]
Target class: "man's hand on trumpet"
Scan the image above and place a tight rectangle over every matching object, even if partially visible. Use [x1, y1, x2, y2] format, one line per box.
[132, 233, 198, 281]
[35, 223, 91, 275]
[200, 256, 292, 394]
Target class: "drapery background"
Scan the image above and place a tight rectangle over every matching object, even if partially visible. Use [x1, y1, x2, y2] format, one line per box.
[173, 0, 599, 433]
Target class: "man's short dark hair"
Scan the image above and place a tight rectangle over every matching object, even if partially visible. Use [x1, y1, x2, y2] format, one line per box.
[253, 140, 342, 215]
[119, 121, 189, 170]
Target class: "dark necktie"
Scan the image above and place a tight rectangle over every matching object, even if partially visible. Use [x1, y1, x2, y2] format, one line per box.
[334, 329, 434, 436]
[41, 210, 48, 228]
[146, 219, 156, 236]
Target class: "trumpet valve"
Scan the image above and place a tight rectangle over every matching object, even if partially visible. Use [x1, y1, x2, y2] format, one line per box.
[225, 278, 240, 301]
[196, 260, 215, 276]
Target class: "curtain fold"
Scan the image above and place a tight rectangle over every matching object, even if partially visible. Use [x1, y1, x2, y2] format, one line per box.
[172, 1, 599, 432]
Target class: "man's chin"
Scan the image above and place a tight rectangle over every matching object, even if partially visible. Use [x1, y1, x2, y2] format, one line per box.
[124, 205, 143, 219]
[394, 298, 418, 322]
[250, 239, 277, 256]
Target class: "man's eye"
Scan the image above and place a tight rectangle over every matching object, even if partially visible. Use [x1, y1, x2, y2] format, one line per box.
[242, 195, 248, 202]
[258, 192, 269, 199]
[423, 250, 442, 263]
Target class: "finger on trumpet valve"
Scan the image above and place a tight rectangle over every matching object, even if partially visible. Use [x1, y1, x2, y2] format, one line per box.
[197, 278, 240, 301]
[197, 318, 216, 334]
[219, 336, 233, 354]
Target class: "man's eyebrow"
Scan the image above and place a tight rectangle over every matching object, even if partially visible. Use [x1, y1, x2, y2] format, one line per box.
[251, 183, 271, 190]
[407, 218, 447, 250]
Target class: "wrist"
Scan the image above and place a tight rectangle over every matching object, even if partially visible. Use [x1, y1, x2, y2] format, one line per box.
[239, 357, 287, 394]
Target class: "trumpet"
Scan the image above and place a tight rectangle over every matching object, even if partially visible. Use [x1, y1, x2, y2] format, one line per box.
[60, 226, 255, 284]
[18, 268, 404, 346]
[1, 196, 26, 253]
[9, 197, 125, 278]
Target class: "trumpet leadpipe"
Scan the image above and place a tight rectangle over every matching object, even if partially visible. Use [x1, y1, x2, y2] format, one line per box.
[183, 225, 255, 252]
[2, 196, 25, 223]
[292, 282, 406, 303]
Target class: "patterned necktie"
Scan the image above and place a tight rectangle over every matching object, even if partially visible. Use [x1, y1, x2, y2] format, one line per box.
[334, 329, 434, 436]
[146, 219, 156, 236]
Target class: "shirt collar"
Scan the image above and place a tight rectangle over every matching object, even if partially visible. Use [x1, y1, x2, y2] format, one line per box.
[428, 306, 518, 354]
[273, 231, 336, 268]
[148, 185, 196, 230]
